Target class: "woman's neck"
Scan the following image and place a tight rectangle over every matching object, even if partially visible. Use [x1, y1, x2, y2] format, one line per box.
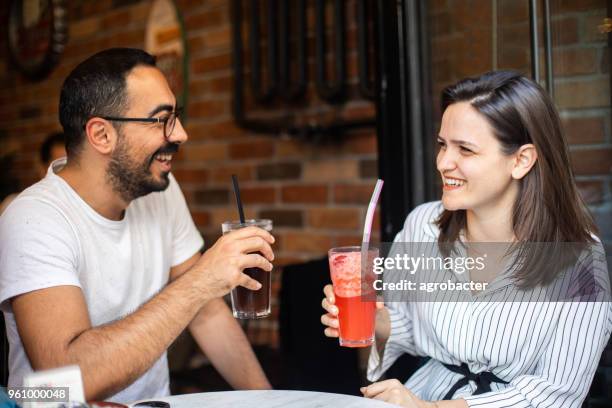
[465, 207, 515, 242]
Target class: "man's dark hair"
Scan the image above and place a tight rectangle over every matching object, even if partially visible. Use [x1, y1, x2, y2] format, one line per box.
[39, 132, 65, 164]
[59, 48, 156, 157]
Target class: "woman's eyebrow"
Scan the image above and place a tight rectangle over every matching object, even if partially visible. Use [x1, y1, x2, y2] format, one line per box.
[438, 135, 478, 148]
[147, 104, 175, 117]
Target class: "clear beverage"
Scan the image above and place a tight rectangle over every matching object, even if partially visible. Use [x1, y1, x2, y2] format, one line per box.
[328, 246, 378, 347]
[222, 219, 273, 319]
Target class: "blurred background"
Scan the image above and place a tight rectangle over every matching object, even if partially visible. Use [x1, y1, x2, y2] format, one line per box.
[0, 0, 610, 405]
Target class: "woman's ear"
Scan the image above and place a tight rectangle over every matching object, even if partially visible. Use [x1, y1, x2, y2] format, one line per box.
[511, 143, 538, 179]
[84, 117, 115, 155]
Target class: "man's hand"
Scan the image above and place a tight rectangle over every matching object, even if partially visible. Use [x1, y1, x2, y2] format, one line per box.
[186, 226, 275, 299]
[361, 379, 436, 408]
[11, 226, 275, 401]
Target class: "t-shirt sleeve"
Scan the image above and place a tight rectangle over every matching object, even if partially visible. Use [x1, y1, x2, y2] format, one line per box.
[0, 198, 81, 312]
[166, 174, 204, 267]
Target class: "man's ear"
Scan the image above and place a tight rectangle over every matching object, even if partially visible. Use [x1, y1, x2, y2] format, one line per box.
[84, 117, 115, 155]
[511, 143, 538, 180]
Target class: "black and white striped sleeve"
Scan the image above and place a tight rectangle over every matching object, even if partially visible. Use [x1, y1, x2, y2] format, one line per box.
[367, 302, 417, 381]
[367, 204, 438, 381]
[463, 301, 612, 408]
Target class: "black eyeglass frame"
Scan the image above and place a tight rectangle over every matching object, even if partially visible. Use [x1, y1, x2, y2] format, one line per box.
[99, 107, 183, 139]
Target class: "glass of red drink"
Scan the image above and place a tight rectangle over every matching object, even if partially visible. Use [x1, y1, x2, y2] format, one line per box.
[328, 246, 378, 347]
[222, 219, 273, 319]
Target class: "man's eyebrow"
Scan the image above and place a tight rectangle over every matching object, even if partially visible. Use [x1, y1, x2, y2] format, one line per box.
[148, 104, 174, 117]
[437, 135, 478, 148]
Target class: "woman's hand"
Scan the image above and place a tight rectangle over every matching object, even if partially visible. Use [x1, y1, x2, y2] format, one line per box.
[320, 284, 385, 338]
[321, 284, 340, 337]
[361, 379, 436, 408]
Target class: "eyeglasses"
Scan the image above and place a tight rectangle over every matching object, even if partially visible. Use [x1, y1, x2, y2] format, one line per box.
[100, 107, 183, 139]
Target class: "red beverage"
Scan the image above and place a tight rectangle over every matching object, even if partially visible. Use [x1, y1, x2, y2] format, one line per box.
[328, 247, 378, 347]
[334, 294, 376, 347]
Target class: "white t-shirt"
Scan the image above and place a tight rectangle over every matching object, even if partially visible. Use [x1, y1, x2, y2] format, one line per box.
[0, 158, 204, 403]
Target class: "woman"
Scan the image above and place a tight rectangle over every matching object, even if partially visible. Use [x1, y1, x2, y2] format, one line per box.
[321, 71, 611, 407]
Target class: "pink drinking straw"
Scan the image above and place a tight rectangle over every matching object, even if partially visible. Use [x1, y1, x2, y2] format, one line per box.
[361, 179, 384, 282]
[362, 179, 384, 246]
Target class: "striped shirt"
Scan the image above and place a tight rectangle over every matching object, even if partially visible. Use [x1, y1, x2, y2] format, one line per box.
[367, 201, 612, 407]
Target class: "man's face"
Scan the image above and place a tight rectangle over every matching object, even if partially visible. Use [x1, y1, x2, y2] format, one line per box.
[106, 66, 187, 202]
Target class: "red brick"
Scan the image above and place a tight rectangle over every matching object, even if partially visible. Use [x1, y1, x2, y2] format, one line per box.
[206, 75, 232, 93]
[553, 49, 598, 76]
[334, 184, 375, 204]
[344, 133, 377, 154]
[240, 187, 277, 204]
[192, 53, 231, 74]
[359, 159, 378, 179]
[576, 181, 604, 205]
[194, 188, 229, 205]
[553, 0, 603, 13]
[106, 29, 145, 49]
[189, 79, 210, 95]
[257, 162, 302, 180]
[191, 210, 211, 227]
[209, 164, 254, 183]
[562, 117, 605, 145]
[552, 18, 579, 46]
[570, 147, 612, 175]
[308, 208, 361, 230]
[70, 17, 101, 39]
[184, 9, 223, 31]
[208, 207, 258, 229]
[186, 120, 244, 141]
[334, 235, 363, 248]
[229, 140, 274, 159]
[455, 0, 492, 30]
[258, 209, 303, 227]
[188, 36, 207, 54]
[281, 185, 328, 204]
[303, 160, 358, 181]
[498, 0, 528, 25]
[188, 99, 228, 118]
[172, 168, 209, 183]
[101, 9, 132, 27]
[555, 79, 609, 109]
[341, 103, 376, 121]
[281, 232, 333, 253]
[182, 142, 227, 161]
[430, 11, 453, 37]
[203, 26, 231, 50]
[277, 139, 307, 157]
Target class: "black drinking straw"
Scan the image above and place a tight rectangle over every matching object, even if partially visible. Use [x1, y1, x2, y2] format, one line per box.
[231, 174, 246, 224]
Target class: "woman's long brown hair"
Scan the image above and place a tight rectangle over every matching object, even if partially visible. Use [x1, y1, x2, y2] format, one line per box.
[436, 71, 597, 288]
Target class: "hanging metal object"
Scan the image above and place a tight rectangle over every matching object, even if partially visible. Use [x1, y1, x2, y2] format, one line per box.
[230, 0, 377, 139]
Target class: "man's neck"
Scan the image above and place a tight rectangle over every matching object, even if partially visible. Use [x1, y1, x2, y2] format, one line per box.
[57, 160, 129, 221]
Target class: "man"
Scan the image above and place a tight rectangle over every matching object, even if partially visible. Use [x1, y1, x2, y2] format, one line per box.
[0, 132, 66, 214]
[0, 48, 274, 402]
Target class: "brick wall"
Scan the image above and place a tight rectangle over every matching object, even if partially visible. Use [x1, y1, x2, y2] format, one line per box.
[0, 0, 378, 349]
[428, 0, 611, 244]
[1, 0, 609, 353]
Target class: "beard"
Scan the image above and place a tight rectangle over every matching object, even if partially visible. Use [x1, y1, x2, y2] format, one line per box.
[106, 134, 179, 202]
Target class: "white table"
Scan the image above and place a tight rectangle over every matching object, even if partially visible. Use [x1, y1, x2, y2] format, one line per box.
[132, 390, 398, 407]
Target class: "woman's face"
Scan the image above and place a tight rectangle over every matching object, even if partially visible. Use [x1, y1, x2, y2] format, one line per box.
[436, 102, 519, 213]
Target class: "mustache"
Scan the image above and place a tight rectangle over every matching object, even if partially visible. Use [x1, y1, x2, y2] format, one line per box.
[155, 143, 180, 156]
